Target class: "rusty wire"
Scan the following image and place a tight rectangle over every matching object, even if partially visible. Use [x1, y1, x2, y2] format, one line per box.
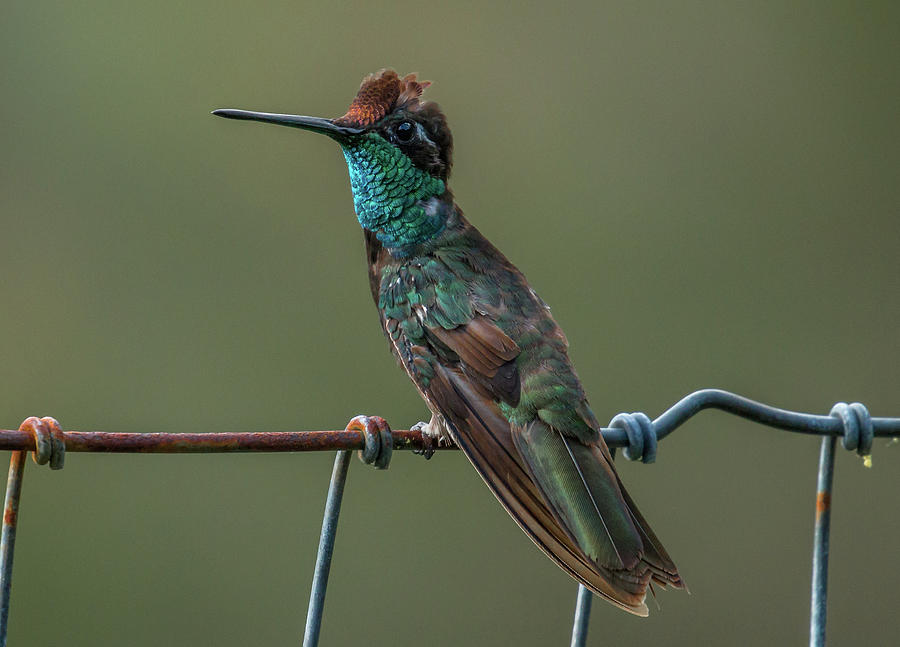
[0, 427, 436, 454]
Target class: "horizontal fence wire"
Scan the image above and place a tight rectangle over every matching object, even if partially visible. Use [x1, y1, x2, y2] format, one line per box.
[1, 389, 898, 647]
[1, 390, 898, 457]
[0, 428, 432, 453]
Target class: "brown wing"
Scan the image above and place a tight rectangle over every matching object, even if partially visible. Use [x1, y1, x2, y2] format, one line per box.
[427, 362, 654, 615]
[425, 314, 521, 406]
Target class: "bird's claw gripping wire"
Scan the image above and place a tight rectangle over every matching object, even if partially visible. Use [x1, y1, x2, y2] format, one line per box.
[346, 415, 393, 469]
[409, 419, 456, 460]
[410, 421, 436, 459]
[18, 417, 65, 470]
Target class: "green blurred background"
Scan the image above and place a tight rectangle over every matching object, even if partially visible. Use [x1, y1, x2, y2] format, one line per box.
[2, 1, 898, 645]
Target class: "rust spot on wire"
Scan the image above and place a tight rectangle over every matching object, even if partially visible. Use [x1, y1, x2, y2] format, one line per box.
[815, 491, 831, 519]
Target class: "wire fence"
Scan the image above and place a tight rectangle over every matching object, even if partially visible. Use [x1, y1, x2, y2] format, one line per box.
[1, 389, 898, 647]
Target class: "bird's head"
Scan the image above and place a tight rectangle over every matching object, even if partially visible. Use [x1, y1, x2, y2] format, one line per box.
[214, 70, 454, 250]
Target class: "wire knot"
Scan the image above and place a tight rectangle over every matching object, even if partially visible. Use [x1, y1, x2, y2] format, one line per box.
[18, 416, 65, 470]
[609, 412, 657, 463]
[829, 402, 873, 457]
[346, 415, 393, 469]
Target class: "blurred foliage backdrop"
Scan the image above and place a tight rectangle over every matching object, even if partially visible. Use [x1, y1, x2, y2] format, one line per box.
[2, 1, 899, 645]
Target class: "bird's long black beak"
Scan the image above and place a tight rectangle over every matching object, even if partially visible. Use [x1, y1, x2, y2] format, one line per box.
[212, 109, 363, 140]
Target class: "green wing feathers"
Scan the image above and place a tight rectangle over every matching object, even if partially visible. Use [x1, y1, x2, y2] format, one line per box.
[435, 365, 653, 615]
[511, 420, 643, 570]
[511, 419, 683, 592]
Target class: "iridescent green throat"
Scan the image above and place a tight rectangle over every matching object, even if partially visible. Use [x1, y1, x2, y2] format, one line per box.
[341, 133, 447, 254]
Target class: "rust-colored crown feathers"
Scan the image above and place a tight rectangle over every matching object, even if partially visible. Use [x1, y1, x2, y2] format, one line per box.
[334, 69, 431, 127]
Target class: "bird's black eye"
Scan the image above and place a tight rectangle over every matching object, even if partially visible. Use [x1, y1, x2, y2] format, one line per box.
[395, 121, 415, 143]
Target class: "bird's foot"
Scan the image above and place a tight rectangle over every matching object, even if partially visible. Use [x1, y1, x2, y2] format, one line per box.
[411, 415, 455, 460]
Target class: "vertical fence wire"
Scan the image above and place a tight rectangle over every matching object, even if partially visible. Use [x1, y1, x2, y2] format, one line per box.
[303, 450, 352, 647]
[0, 452, 26, 647]
[810, 435, 836, 647]
[570, 584, 593, 647]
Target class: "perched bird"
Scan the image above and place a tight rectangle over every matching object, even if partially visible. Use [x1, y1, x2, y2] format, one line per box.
[214, 70, 683, 615]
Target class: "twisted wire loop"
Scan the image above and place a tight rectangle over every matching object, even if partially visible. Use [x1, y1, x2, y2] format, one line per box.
[830, 402, 873, 458]
[17, 417, 65, 470]
[346, 415, 393, 469]
[609, 412, 657, 463]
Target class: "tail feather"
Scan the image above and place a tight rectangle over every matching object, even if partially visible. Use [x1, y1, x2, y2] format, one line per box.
[510, 421, 643, 572]
[432, 365, 682, 614]
[617, 478, 685, 590]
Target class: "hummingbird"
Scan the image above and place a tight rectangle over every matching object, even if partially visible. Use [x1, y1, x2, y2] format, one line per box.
[214, 69, 683, 615]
